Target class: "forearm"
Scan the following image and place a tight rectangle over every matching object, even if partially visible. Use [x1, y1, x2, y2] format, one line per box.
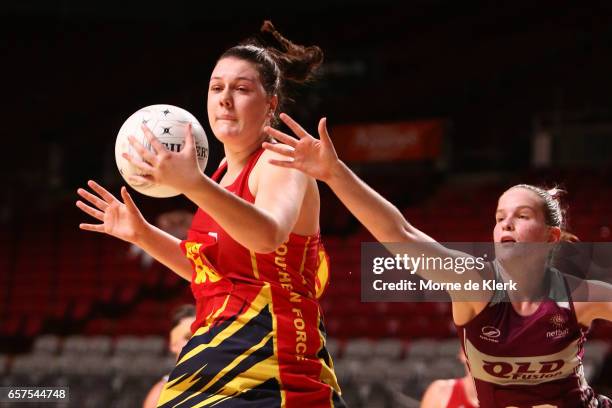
[326, 161, 426, 243]
[185, 177, 284, 253]
[135, 223, 193, 280]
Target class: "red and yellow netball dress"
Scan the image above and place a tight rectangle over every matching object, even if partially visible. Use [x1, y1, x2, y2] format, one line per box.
[157, 149, 344, 408]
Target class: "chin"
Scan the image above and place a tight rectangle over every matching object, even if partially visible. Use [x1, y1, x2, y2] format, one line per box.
[214, 128, 241, 142]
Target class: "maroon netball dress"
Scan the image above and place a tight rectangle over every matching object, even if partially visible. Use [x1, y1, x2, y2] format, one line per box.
[457, 265, 608, 408]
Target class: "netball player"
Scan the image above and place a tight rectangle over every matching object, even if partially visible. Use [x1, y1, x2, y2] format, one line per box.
[263, 113, 612, 407]
[77, 22, 344, 407]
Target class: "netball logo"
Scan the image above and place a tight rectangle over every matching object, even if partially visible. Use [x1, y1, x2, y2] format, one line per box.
[547, 314, 569, 339]
[550, 314, 567, 328]
[480, 326, 501, 343]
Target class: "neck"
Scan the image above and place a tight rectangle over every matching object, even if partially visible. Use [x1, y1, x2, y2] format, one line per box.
[497, 254, 549, 302]
[223, 134, 266, 174]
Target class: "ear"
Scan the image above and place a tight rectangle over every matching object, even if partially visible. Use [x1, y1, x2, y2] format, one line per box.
[548, 226, 561, 242]
[268, 94, 278, 116]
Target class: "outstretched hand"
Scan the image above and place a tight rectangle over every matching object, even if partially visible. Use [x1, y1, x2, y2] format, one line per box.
[123, 123, 203, 194]
[76, 180, 148, 244]
[263, 113, 340, 183]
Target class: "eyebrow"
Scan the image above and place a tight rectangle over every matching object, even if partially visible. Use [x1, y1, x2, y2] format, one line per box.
[495, 205, 536, 214]
[209, 76, 256, 82]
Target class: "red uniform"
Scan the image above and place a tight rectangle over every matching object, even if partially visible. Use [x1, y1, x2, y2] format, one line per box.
[157, 149, 344, 408]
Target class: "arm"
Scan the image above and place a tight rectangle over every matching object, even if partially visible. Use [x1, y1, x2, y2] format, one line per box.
[182, 150, 309, 253]
[77, 181, 192, 280]
[264, 114, 427, 244]
[263, 114, 492, 293]
[325, 160, 434, 243]
[572, 279, 612, 325]
[125, 126, 310, 253]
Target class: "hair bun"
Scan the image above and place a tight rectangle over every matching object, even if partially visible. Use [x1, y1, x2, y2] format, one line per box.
[547, 187, 566, 200]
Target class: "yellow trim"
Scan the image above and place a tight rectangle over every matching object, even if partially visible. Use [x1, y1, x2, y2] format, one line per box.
[249, 250, 260, 279]
[315, 249, 330, 299]
[184, 241, 221, 284]
[265, 282, 286, 407]
[297, 237, 312, 287]
[160, 285, 278, 407]
[316, 309, 341, 397]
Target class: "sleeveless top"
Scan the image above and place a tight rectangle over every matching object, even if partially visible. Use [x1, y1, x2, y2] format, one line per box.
[456, 264, 598, 408]
[157, 148, 344, 408]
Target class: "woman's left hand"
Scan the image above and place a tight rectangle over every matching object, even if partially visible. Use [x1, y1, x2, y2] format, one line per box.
[123, 123, 203, 194]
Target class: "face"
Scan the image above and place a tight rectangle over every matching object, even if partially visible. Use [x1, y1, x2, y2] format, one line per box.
[493, 187, 560, 243]
[207, 57, 277, 147]
[169, 316, 195, 358]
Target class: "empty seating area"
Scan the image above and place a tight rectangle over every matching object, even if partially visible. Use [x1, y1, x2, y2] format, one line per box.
[1, 334, 175, 407]
[1, 169, 611, 405]
[1, 335, 608, 407]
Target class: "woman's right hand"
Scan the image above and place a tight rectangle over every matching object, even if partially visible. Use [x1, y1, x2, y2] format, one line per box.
[263, 113, 341, 184]
[76, 180, 148, 244]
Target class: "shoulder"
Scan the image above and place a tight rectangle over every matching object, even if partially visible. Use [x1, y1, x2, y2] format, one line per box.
[251, 147, 308, 183]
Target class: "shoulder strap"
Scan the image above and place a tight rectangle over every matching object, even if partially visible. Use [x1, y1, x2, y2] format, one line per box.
[234, 148, 265, 197]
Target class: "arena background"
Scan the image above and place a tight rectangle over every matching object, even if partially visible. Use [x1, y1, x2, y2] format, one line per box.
[1, 1, 611, 406]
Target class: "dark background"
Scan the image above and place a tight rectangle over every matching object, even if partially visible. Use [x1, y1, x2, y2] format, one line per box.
[1, 2, 611, 404]
[2, 0, 612, 221]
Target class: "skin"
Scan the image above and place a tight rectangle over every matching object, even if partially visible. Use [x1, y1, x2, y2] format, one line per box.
[262, 113, 612, 327]
[76, 57, 320, 281]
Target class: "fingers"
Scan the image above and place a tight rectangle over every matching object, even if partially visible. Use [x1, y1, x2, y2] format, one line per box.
[79, 223, 106, 233]
[264, 126, 298, 147]
[120, 186, 139, 213]
[127, 174, 153, 186]
[279, 113, 310, 139]
[87, 180, 116, 203]
[76, 200, 105, 222]
[183, 123, 194, 150]
[262, 141, 295, 158]
[318, 117, 332, 145]
[141, 124, 165, 153]
[268, 158, 296, 168]
[122, 151, 155, 174]
[77, 187, 109, 211]
[128, 134, 157, 164]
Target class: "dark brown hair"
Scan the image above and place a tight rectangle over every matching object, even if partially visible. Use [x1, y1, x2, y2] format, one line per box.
[172, 304, 196, 327]
[218, 21, 323, 124]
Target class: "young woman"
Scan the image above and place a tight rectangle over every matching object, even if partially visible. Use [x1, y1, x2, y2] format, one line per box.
[77, 22, 344, 407]
[263, 113, 612, 407]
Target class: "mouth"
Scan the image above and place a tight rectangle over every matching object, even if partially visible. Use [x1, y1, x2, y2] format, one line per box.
[217, 115, 237, 121]
[500, 237, 517, 244]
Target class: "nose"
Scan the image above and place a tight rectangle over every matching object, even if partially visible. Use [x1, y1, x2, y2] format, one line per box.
[501, 218, 514, 231]
[219, 89, 233, 109]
